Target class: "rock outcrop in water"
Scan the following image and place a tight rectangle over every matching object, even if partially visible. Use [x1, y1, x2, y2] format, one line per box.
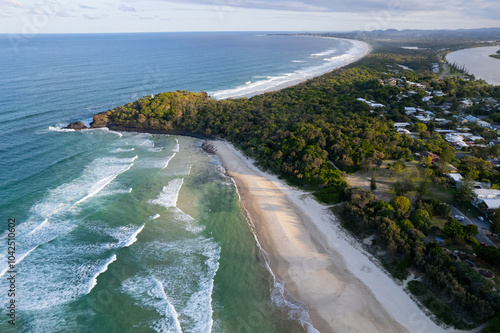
[63, 121, 88, 130]
[90, 111, 109, 129]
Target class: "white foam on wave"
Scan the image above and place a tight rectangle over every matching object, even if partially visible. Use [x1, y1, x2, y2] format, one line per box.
[132, 236, 220, 333]
[209, 39, 369, 100]
[124, 225, 145, 247]
[171, 207, 204, 233]
[71, 159, 136, 208]
[154, 278, 184, 333]
[323, 53, 352, 62]
[0, 245, 39, 278]
[95, 187, 134, 198]
[48, 125, 75, 132]
[0, 155, 136, 273]
[112, 147, 135, 153]
[121, 275, 184, 333]
[87, 254, 117, 294]
[93, 224, 148, 250]
[311, 48, 338, 57]
[163, 153, 177, 170]
[180, 239, 220, 333]
[150, 214, 161, 220]
[123, 133, 155, 148]
[291, 60, 306, 63]
[133, 153, 176, 169]
[148, 178, 184, 208]
[172, 139, 180, 153]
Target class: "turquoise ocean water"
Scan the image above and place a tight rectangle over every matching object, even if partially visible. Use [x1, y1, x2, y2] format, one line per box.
[0, 32, 354, 333]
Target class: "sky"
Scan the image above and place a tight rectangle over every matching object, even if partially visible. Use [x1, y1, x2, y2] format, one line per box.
[1, 0, 499, 34]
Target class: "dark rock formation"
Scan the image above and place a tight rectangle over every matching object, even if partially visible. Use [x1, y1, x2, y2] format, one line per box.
[90, 112, 109, 129]
[63, 121, 88, 130]
[202, 141, 216, 154]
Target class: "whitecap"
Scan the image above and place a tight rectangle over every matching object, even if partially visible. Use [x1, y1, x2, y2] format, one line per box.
[122, 275, 184, 333]
[123, 225, 145, 247]
[87, 254, 117, 294]
[311, 48, 337, 57]
[48, 125, 75, 132]
[111, 147, 135, 153]
[148, 178, 184, 208]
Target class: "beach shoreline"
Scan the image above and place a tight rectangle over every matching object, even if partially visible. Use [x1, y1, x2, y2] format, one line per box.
[210, 37, 372, 100]
[211, 140, 470, 333]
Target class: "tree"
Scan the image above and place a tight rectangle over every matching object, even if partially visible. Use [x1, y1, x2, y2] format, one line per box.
[410, 209, 431, 230]
[453, 180, 475, 206]
[438, 145, 456, 173]
[444, 218, 464, 238]
[420, 156, 432, 167]
[490, 144, 500, 158]
[413, 123, 427, 133]
[388, 162, 404, 175]
[390, 196, 411, 214]
[417, 178, 430, 197]
[491, 209, 500, 235]
[463, 224, 479, 237]
[370, 170, 377, 191]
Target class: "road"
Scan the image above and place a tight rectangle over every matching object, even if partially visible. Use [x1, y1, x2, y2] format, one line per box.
[450, 205, 497, 247]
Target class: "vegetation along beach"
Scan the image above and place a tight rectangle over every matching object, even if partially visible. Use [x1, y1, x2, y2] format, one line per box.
[3, 1, 500, 332]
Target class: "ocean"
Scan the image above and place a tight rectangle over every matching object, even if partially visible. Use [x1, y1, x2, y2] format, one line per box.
[0, 32, 359, 333]
[446, 46, 500, 86]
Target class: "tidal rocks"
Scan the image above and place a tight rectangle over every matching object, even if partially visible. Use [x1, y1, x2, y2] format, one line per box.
[90, 111, 109, 129]
[63, 121, 88, 130]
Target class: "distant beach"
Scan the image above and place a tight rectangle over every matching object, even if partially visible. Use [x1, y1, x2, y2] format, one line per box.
[446, 46, 500, 86]
[211, 140, 466, 333]
[210, 38, 371, 99]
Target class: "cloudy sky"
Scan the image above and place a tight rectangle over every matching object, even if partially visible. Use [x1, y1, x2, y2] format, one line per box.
[1, 0, 499, 34]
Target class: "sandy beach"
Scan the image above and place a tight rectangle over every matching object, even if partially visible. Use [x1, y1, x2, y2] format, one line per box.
[210, 38, 372, 100]
[211, 140, 473, 333]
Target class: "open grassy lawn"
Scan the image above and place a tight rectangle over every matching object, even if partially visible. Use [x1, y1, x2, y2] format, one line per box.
[346, 158, 454, 204]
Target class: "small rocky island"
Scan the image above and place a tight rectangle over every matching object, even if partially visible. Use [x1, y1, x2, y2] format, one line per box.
[63, 111, 109, 130]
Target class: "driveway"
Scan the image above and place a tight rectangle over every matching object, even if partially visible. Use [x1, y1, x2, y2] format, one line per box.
[450, 205, 497, 247]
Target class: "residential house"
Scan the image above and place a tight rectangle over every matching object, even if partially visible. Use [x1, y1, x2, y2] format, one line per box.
[473, 189, 500, 213]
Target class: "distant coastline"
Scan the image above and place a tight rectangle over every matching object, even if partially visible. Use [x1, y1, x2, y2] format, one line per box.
[210, 37, 372, 100]
[446, 46, 500, 86]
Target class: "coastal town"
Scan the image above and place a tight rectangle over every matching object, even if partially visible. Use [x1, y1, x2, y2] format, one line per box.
[338, 43, 500, 330]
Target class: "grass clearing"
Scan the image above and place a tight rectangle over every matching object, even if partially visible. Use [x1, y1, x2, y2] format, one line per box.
[346, 158, 454, 204]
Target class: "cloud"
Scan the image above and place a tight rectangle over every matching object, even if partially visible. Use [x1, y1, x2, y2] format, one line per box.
[84, 13, 103, 19]
[57, 11, 76, 18]
[0, 0, 23, 8]
[119, 3, 137, 11]
[165, 0, 500, 16]
[78, 4, 97, 10]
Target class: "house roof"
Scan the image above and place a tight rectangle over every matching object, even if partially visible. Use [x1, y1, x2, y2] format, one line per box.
[446, 173, 463, 182]
[474, 189, 500, 199]
[420, 151, 439, 159]
[481, 199, 500, 210]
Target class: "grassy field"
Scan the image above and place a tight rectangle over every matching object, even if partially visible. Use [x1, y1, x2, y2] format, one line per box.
[346, 158, 454, 204]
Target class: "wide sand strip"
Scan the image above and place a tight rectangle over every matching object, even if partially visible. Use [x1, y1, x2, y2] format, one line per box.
[211, 140, 467, 333]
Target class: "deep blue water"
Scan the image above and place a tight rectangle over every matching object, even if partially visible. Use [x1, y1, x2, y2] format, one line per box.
[0, 32, 353, 332]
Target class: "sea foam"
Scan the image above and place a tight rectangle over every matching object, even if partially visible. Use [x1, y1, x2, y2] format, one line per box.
[149, 178, 184, 208]
[87, 254, 118, 294]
